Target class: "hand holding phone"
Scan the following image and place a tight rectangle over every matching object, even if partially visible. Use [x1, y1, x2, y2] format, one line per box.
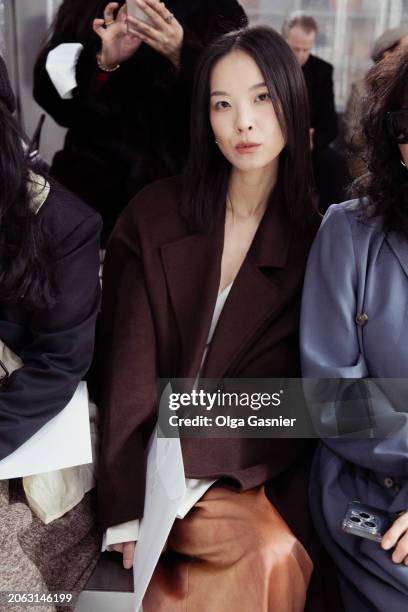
[342, 501, 398, 543]
[126, 0, 153, 35]
[92, 2, 143, 68]
[125, 0, 184, 68]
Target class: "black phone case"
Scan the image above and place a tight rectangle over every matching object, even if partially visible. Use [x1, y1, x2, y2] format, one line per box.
[342, 501, 399, 542]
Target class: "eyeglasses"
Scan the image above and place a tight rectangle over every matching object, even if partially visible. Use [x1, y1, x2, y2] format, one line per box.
[387, 109, 408, 144]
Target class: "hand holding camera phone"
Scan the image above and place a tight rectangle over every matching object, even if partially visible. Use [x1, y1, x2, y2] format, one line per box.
[342, 501, 399, 543]
[126, 0, 153, 35]
[125, 0, 184, 67]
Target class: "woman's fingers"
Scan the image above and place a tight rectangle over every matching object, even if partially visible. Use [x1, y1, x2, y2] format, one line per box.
[143, 0, 174, 23]
[93, 18, 106, 39]
[382, 511, 408, 557]
[103, 2, 120, 24]
[127, 16, 160, 43]
[116, 4, 128, 24]
[135, 0, 171, 30]
[391, 532, 408, 564]
[122, 541, 136, 569]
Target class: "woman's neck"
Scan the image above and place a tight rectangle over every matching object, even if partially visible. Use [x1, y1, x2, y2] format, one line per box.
[227, 163, 279, 220]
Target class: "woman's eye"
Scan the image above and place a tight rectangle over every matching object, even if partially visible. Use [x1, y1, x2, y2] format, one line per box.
[214, 100, 231, 110]
[255, 92, 271, 103]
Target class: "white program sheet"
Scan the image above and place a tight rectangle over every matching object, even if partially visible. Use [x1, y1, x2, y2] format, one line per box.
[132, 385, 186, 611]
[0, 381, 92, 478]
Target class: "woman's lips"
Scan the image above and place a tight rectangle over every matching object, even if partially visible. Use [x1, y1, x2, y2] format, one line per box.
[235, 142, 261, 154]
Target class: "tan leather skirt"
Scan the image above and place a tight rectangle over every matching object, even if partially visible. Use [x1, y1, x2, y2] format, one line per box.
[144, 485, 313, 612]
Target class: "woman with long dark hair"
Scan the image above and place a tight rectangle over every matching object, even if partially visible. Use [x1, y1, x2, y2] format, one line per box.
[98, 26, 343, 611]
[301, 50, 408, 611]
[0, 55, 102, 595]
[33, 0, 247, 241]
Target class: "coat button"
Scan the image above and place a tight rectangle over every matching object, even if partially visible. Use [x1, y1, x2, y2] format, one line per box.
[384, 477, 394, 488]
[356, 313, 369, 326]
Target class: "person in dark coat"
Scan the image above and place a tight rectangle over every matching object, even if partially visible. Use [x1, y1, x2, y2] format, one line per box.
[98, 26, 343, 611]
[282, 11, 348, 212]
[33, 0, 248, 241]
[301, 49, 408, 611]
[0, 54, 102, 598]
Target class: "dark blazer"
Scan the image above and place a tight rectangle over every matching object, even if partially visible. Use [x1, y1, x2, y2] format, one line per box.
[0, 182, 102, 461]
[33, 0, 248, 238]
[302, 54, 338, 150]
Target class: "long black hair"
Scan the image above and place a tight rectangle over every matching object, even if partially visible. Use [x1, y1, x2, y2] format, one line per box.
[181, 26, 315, 232]
[0, 100, 56, 309]
[352, 49, 408, 238]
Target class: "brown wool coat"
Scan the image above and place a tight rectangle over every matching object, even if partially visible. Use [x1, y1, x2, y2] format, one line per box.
[97, 174, 321, 529]
[97, 176, 345, 611]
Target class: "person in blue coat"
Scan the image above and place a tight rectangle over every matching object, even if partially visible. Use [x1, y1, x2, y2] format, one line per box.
[300, 49, 408, 611]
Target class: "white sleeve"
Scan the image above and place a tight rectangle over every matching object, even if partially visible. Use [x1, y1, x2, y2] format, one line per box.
[176, 478, 216, 519]
[102, 478, 216, 552]
[45, 43, 84, 100]
[102, 519, 140, 552]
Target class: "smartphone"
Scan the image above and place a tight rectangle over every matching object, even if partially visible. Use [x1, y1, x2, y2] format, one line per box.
[126, 0, 153, 34]
[342, 501, 399, 543]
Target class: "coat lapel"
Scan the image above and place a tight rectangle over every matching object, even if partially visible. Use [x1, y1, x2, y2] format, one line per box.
[386, 231, 408, 279]
[160, 223, 224, 379]
[202, 197, 293, 378]
[161, 193, 293, 380]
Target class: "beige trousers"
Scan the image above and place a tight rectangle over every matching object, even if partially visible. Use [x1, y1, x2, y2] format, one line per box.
[143, 485, 313, 612]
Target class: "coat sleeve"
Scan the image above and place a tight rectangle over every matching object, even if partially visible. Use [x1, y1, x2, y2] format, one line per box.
[97, 211, 158, 531]
[300, 204, 408, 478]
[0, 205, 102, 461]
[33, 0, 108, 127]
[301, 204, 365, 378]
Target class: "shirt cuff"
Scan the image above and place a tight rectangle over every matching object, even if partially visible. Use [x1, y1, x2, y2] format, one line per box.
[176, 478, 216, 519]
[102, 519, 140, 552]
[45, 43, 84, 99]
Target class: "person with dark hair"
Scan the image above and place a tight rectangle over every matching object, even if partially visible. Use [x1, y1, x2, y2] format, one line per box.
[33, 0, 248, 242]
[282, 11, 347, 213]
[98, 25, 343, 612]
[301, 49, 408, 611]
[0, 55, 102, 594]
[344, 25, 408, 179]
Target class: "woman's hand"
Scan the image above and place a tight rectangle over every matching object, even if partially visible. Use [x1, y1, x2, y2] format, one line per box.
[127, 0, 184, 68]
[381, 511, 408, 564]
[93, 2, 143, 68]
[111, 541, 136, 569]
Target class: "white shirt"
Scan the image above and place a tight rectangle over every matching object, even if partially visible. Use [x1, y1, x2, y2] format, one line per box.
[103, 283, 233, 550]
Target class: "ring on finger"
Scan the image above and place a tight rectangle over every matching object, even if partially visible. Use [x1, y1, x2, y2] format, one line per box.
[164, 13, 174, 23]
[105, 19, 115, 26]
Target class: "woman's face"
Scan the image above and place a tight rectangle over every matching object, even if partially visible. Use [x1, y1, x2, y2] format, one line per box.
[209, 50, 285, 174]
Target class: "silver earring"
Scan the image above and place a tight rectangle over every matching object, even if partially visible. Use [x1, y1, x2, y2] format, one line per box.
[401, 159, 407, 169]
[215, 139, 219, 144]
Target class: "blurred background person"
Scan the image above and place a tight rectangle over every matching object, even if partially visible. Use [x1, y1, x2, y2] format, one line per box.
[282, 10, 348, 212]
[344, 25, 408, 180]
[33, 0, 248, 242]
